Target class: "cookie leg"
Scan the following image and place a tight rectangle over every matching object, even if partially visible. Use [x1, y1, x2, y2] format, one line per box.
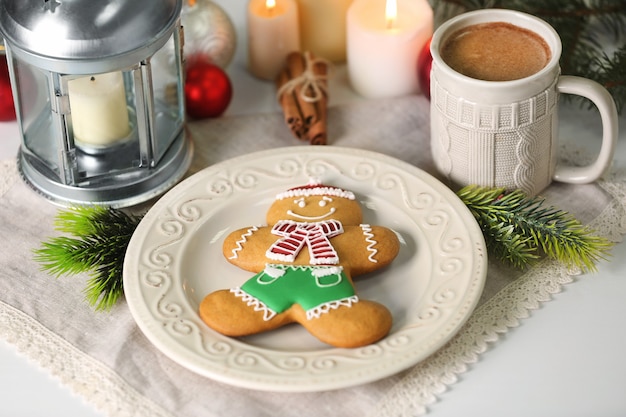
[199, 289, 293, 336]
[297, 300, 393, 348]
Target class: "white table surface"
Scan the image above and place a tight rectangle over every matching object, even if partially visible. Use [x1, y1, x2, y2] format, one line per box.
[2, 1, 626, 416]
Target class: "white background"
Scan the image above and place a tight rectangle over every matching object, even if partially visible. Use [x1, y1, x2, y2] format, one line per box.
[2, 1, 626, 416]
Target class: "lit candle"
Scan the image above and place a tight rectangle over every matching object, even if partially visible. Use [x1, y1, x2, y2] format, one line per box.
[347, 0, 433, 98]
[294, 0, 353, 62]
[67, 72, 131, 147]
[385, 0, 396, 29]
[247, 0, 300, 80]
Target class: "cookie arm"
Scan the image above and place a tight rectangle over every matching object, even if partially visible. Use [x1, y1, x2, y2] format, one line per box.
[222, 226, 275, 272]
[334, 225, 400, 276]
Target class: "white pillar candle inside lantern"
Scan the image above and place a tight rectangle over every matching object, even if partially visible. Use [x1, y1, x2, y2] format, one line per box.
[0, 0, 193, 207]
[68, 72, 131, 147]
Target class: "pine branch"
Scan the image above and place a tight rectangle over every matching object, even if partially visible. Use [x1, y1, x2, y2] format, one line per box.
[584, 45, 626, 104]
[457, 185, 613, 271]
[34, 206, 143, 311]
[482, 223, 540, 269]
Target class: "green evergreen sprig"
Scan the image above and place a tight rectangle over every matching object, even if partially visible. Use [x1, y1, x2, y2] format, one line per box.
[34, 206, 142, 311]
[457, 185, 613, 271]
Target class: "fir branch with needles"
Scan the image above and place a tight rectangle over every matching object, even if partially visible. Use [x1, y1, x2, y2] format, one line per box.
[34, 206, 143, 311]
[457, 185, 613, 271]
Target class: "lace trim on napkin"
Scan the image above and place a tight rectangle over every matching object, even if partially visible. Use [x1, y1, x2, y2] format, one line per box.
[0, 302, 175, 417]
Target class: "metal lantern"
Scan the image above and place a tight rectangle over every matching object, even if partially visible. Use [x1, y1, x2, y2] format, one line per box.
[0, 0, 193, 207]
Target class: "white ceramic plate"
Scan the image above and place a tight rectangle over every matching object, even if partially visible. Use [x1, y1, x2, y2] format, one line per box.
[123, 146, 487, 392]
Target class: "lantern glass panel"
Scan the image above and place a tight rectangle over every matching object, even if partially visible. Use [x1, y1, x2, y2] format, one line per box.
[151, 32, 185, 164]
[13, 58, 58, 178]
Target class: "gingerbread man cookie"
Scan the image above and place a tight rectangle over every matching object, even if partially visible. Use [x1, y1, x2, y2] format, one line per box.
[199, 180, 400, 348]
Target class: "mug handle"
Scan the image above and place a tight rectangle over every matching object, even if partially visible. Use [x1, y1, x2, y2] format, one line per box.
[553, 75, 618, 184]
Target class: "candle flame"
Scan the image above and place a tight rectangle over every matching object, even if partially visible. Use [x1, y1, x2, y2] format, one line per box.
[385, 0, 397, 29]
[266, 0, 276, 11]
[187, 0, 197, 7]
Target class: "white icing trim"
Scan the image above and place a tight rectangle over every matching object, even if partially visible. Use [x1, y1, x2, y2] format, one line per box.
[314, 274, 342, 288]
[263, 265, 287, 279]
[276, 179, 355, 201]
[310, 256, 340, 265]
[277, 186, 355, 201]
[265, 251, 296, 263]
[306, 295, 360, 320]
[310, 265, 343, 278]
[228, 226, 258, 259]
[360, 224, 379, 263]
[230, 288, 276, 321]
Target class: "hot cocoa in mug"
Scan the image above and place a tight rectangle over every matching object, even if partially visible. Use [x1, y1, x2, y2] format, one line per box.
[429, 9, 618, 196]
[441, 21, 551, 81]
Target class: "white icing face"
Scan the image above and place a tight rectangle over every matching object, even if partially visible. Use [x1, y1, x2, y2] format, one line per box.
[288, 196, 336, 220]
[267, 194, 363, 225]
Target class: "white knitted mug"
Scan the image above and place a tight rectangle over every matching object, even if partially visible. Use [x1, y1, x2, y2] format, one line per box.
[430, 9, 618, 196]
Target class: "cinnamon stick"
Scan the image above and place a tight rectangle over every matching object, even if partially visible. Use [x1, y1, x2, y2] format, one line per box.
[286, 52, 318, 131]
[307, 120, 327, 145]
[276, 69, 304, 139]
[276, 51, 330, 144]
[308, 58, 328, 145]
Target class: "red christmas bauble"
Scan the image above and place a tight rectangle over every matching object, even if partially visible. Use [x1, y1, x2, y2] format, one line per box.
[0, 58, 16, 121]
[417, 37, 433, 100]
[185, 60, 233, 119]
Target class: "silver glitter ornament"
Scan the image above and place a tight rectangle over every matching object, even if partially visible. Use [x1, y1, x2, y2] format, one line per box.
[183, 0, 237, 68]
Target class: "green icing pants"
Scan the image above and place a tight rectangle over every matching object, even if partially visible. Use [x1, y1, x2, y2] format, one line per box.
[237, 264, 358, 319]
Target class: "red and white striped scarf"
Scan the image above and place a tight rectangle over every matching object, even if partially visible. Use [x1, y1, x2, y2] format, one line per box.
[266, 220, 343, 265]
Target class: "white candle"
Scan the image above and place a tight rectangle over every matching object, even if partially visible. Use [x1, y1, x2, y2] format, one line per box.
[247, 0, 300, 80]
[347, 0, 433, 98]
[294, 0, 353, 62]
[67, 71, 131, 146]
